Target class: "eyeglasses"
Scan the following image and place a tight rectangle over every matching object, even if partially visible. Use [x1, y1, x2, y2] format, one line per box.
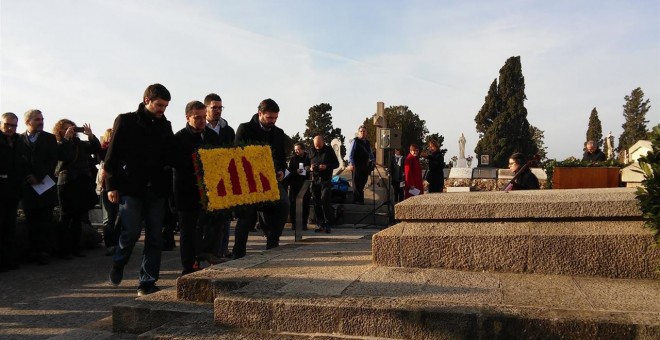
[508, 162, 516, 166]
[210, 106, 224, 110]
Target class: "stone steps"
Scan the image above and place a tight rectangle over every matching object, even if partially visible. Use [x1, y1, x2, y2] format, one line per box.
[111, 236, 660, 339]
[372, 220, 659, 279]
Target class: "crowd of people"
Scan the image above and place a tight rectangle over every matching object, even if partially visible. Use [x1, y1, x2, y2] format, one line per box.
[1, 82, 546, 296]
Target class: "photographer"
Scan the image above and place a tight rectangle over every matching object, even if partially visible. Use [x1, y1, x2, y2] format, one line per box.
[309, 136, 339, 233]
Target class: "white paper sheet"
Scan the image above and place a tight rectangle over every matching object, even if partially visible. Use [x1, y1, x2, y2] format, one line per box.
[32, 175, 55, 195]
[408, 187, 421, 196]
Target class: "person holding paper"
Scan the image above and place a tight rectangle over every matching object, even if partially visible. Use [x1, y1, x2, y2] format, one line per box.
[309, 135, 339, 233]
[404, 144, 423, 199]
[20, 109, 58, 265]
[286, 142, 311, 230]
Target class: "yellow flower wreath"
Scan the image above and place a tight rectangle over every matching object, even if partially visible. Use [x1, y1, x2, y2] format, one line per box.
[197, 145, 280, 210]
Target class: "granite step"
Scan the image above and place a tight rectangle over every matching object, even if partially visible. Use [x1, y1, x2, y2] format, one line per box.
[372, 220, 660, 279]
[167, 237, 659, 339]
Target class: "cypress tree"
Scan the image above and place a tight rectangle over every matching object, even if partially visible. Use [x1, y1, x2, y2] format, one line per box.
[586, 107, 603, 149]
[618, 87, 651, 153]
[303, 103, 346, 157]
[474, 56, 538, 168]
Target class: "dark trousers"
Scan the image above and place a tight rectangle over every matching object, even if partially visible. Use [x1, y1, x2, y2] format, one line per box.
[24, 206, 55, 254]
[232, 183, 289, 259]
[101, 189, 119, 248]
[289, 182, 310, 228]
[177, 210, 201, 272]
[391, 181, 404, 203]
[0, 198, 19, 268]
[352, 166, 370, 203]
[57, 209, 83, 255]
[311, 180, 333, 226]
[198, 212, 226, 256]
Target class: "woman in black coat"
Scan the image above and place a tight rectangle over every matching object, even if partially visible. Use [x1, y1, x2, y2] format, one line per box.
[508, 152, 540, 190]
[426, 140, 445, 193]
[53, 119, 100, 258]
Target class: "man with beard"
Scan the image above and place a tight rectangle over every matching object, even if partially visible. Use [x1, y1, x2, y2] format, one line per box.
[232, 98, 289, 259]
[105, 84, 175, 296]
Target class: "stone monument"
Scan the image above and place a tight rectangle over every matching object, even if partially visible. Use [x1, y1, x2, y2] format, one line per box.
[331, 138, 345, 176]
[456, 133, 468, 168]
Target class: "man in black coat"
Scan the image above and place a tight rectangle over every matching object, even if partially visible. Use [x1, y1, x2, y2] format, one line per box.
[389, 148, 404, 203]
[309, 135, 339, 233]
[286, 142, 311, 230]
[232, 98, 289, 259]
[0, 112, 26, 271]
[173, 101, 221, 275]
[203, 93, 234, 258]
[582, 140, 606, 163]
[20, 109, 58, 265]
[348, 126, 375, 204]
[104, 84, 175, 296]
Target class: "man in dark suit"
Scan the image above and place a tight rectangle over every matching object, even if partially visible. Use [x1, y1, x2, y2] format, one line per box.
[20, 109, 58, 265]
[173, 101, 222, 275]
[389, 148, 404, 203]
[309, 135, 339, 233]
[232, 98, 289, 259]
[1, 112, 26, 271]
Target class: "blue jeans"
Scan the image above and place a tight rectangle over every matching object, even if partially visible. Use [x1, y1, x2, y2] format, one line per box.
[232, 183, 289, 258]
[113, 191, 165, 288]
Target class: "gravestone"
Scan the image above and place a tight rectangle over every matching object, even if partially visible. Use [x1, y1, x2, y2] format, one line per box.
[472, 167, 497, 179]
[448, 168, 472, 179]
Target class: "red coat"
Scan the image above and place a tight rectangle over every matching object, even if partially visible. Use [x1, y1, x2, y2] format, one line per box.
[404, 153, 423, 199]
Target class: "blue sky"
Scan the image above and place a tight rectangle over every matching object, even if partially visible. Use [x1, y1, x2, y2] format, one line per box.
[1, 0, 658, 161]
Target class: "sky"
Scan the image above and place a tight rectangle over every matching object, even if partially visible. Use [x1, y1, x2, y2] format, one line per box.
[1, 0, 658, 162]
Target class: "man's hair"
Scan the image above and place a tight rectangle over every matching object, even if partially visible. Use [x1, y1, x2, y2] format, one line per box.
[24, 109, 42, 123]
[258, 98, 279, 113]
[410, 144, 419, 150]
[2, 112, 18, 121]
[294, 142, 305, 149]
[358, 125, 366, 131]
[143, 83, 171, 101]
[428, 140, 439, 148]
[52, 118, 76, 142]
[185, 100, 206, 115]
[204, 93, 222, 105]
[586, 140, 596, 147]
[510, 152, 526, 166]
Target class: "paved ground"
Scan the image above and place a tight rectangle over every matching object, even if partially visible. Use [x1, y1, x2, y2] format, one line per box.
[0, 223, 380, 340]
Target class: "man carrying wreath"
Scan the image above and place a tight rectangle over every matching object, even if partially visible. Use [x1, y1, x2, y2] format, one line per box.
[231, 98, 289, 259]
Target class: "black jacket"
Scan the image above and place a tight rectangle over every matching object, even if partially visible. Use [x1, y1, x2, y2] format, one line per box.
[582, 150, 606, 162]
[309, 144, 339, 182]
[20, 131, 59, 208]
[55, 135, 101, 183]
[173, 125, 221, 211]
[512, 168, 540, 190]
[207, 118, 235, 147]
[286, 152, 311, 189]
[234, 114, 287, 173]
[104, 103, 175, 198]
[389, 154, 404, 183]
[0, 132, 26, 201]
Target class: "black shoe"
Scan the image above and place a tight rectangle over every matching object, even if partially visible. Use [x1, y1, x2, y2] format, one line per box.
[137, 285, 161, 297]
[314, 227, 326, 233]
[109, 264, 124, 286]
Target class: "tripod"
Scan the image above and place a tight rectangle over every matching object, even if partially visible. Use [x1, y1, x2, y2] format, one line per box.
[353, 160, 394, 229]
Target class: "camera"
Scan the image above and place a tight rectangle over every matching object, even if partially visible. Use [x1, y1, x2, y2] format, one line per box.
[74, 127, 85, 133]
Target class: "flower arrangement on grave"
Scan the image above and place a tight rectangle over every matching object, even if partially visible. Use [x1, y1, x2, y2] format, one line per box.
[451, 156, 458, 162]
[194, 145, 280, 211]
[466, 155, 473, 162]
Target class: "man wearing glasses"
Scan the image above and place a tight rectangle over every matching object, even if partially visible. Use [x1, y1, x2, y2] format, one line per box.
[203, 93, 235, 259]
[0, 112, 26, 271]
